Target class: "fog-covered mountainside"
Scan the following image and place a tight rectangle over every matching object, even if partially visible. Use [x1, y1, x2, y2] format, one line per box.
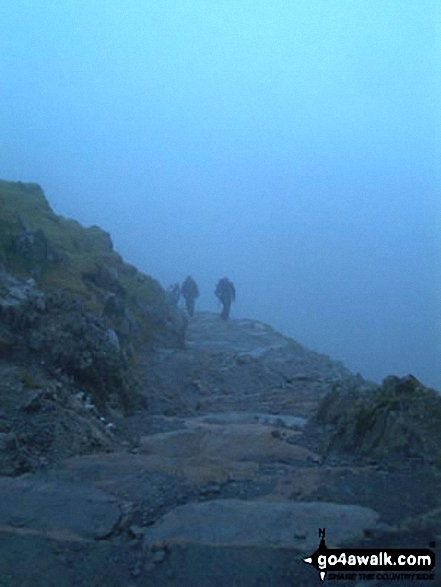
[0, 180, 440, 586]
[0, 179, 183, 346]
[0, 180, 186, 473]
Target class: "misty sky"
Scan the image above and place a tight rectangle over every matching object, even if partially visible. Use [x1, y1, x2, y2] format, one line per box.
[1, 1, 440, 388]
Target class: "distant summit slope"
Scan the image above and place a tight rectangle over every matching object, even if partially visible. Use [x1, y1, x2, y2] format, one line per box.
[138, 311, 374, 419]
[0, 179, 180, 347]
[188, 311, 353, 368]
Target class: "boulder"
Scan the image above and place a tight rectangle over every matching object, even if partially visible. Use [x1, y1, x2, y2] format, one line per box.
[316, 374, 441, 467]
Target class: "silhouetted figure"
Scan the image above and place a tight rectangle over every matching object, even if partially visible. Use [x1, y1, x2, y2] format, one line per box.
[166, 283, 181, 307]
[181, 276, 199, 317]
[215, 277, 235, 320]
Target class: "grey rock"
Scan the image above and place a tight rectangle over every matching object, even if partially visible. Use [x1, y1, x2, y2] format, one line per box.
[0, 433, 16, 451]
[22, 390, 46, 413]
[129, 525, 145, 539]
[152, 550, 166, 564]
[0, 477, 120, 540]
[143, 499, 382, 552]
[106, 328, 121, 353]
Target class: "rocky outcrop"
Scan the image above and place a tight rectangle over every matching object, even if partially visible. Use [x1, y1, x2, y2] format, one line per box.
[0, 179, 186, 352]
[316, 374, 441, 467]
[0, 361, 121, 475]
[0, 179, 188, 474]
[0, 267, 137, 411]
[0, 264, 148, 475]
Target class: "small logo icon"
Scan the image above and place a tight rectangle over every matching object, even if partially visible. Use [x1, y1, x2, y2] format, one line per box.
[303, 528, 328, 582]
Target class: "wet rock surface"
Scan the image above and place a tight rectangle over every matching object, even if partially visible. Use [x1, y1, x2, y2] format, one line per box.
[0, 312, 439, 586]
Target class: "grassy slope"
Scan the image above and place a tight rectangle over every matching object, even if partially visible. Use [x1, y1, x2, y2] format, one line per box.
[0, 180, 166, 344]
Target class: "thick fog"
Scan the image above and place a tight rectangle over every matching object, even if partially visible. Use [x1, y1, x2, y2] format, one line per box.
[1, 1, 440, 388]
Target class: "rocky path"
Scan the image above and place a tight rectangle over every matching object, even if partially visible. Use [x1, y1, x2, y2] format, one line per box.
[0, 313, 439, 586]
[136, 312, 358, 419]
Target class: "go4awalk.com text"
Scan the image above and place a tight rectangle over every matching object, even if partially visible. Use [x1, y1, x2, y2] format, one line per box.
[303, 528, 436, 582]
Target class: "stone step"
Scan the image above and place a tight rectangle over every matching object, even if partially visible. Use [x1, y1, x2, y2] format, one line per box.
[139, 499, 384, 585]
[0, 476, 120, 541]
[142, 499, 382, 553]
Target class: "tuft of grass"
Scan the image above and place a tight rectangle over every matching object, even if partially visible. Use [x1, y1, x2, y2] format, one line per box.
[22, 373, 38, 389]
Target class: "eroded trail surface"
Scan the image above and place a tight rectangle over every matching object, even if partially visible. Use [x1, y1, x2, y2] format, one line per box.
[0, 313, 439, 587]
[136, 312, 353, 419]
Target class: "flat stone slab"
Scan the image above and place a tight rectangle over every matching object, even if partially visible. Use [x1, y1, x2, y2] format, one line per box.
[139, 423, 314, 463]
[143, 499, 381, 552]
[0, 476, 120, 540]
[191, 411, 307, 429]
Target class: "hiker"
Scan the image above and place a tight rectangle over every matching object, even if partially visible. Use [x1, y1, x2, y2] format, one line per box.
[181, 276, 199, 317]
[215, 277, 235, 320]
[166, 282, 181, 307]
